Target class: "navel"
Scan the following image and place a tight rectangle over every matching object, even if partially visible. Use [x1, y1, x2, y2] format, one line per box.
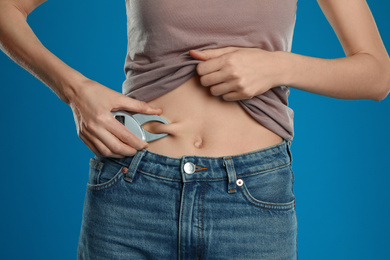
[193, 137, 203, 149]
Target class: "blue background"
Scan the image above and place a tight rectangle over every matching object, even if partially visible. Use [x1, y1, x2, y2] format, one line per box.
[0, 1, 389, 259]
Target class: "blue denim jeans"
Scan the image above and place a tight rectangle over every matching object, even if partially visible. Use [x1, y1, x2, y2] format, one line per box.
[78, 140, 297, 260]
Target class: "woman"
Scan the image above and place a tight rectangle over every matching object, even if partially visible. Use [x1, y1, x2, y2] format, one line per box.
[0, 0, 389, 259]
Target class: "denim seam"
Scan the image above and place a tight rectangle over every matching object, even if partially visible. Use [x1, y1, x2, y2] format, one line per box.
[196, 182, 207, 259]
[197, 185, 201, 259]
[89, 158, 104, 170]
[178, 183, 186, 258]
[290, 165, 295, 182]
[201, 182, 207, 260]
[89, 158, 104, 184]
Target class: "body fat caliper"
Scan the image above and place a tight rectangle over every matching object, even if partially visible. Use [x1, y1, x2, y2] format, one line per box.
[112, 111, 169, 142]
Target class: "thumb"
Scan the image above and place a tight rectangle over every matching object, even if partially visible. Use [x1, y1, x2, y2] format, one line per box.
[189, 50, 209, 61]
[189, 47, 238, 61]
[116, 96, 163, 115]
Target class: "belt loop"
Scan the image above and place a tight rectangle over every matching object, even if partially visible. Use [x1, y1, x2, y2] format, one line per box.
[124, 149, 146, 183]
[223, 157, 237, 194]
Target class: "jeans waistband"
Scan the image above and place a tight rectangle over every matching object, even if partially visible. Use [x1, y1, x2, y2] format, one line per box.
[104, 140, 292, 185]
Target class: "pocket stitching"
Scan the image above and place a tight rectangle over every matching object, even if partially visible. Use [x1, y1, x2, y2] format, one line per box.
[238, 182, 295, 211]
[87, 167, 125, 192]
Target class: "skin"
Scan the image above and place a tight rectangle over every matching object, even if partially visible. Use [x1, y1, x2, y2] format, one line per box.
[0, 0, 389, 158]
[138, 74, 284, 158]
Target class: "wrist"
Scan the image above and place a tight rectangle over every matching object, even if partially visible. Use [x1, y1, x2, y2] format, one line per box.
[273, 51, 294, 87]
[55, 69, 89, 105]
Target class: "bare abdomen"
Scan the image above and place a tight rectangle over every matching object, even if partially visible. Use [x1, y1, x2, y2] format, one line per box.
[142, 74, 283, 158]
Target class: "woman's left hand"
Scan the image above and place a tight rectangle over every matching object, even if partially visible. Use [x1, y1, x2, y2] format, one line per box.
[189, 47, 284, 101]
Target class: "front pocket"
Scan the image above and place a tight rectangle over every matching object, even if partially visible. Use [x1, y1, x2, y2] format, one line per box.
[237, 165, 295, 211]
[87, 157, 127, 192]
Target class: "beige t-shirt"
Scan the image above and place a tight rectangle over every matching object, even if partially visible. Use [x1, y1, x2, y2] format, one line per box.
[122, 0, 298, 141]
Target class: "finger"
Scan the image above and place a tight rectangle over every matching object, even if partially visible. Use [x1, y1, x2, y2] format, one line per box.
[87, 124, 140, 157]
[83, 127, 129, 158]
[196, 56, 225, 76]
[93, 131, 137, 158]
[115, 96, 163, 115]
[221, 91, 250, 102]
[105, 115, 149, 149]
[199, 67, 238, 87]
[80, 131, 125, 158]
[79, 133, 100, 156]
[189, 50, 209, 61]
[199, 70, 225, 87]
[209, 82, 237, 97]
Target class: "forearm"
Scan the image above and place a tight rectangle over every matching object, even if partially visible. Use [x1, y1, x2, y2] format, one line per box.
[279, 50, 390, 101]
[0, 2, 86, 104]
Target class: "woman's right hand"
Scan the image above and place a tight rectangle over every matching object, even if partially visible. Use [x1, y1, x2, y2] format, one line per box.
[68, 79, 163, 158]
[0, 0, 162, 158]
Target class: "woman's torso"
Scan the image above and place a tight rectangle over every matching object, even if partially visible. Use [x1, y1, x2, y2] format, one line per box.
[124, 0, 298, 157]
[142, 74, 283, 158]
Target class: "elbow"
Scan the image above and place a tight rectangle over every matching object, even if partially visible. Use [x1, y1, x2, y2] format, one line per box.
[375, 86, 390, 101]
[375, 70, 390, 101]
[373, 90, 389, 102]
[371, 83, 390, 102]
[370, 59, 390, 101]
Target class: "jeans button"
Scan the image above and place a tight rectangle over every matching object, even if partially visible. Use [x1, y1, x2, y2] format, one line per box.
[184, 162, 196, 174]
